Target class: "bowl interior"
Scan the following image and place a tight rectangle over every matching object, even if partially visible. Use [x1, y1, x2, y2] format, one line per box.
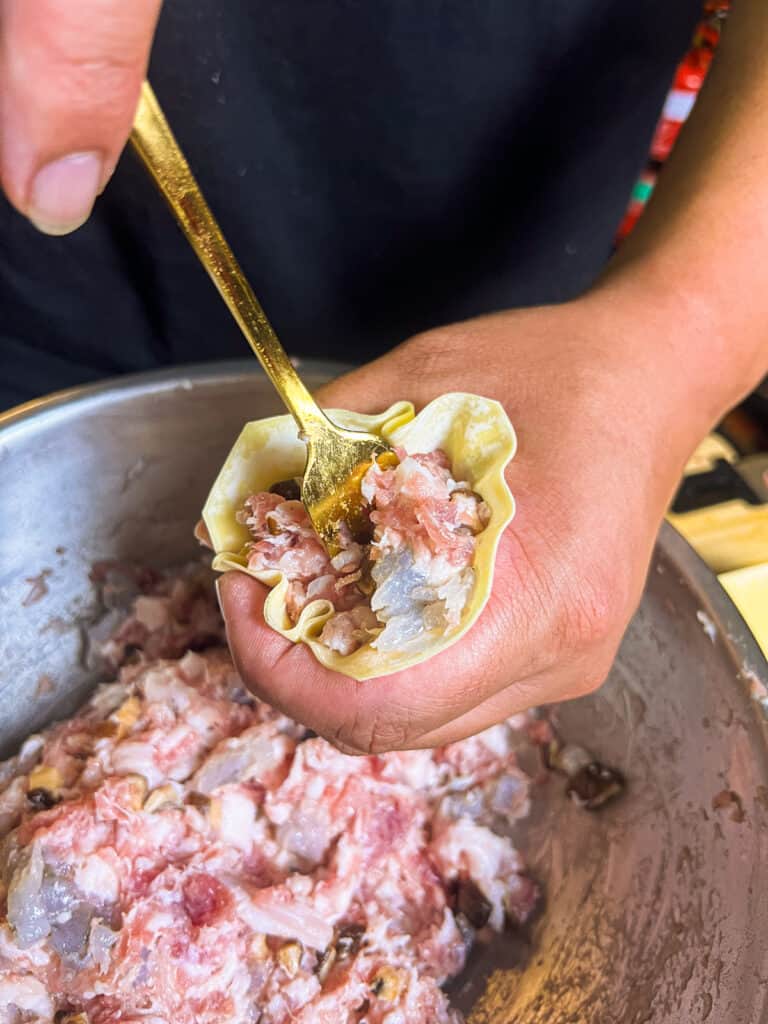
[1, 363, 767, 1023]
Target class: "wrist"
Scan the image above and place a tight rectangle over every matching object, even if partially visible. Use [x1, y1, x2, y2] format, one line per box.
[555, 279, 733, 518]
[585, 258, 766, 434]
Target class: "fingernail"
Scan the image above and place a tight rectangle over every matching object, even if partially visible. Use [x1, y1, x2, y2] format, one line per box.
[27, 151, 103, 235]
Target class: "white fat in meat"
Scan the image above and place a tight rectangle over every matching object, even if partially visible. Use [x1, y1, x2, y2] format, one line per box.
[0, 973, 53, 1022]
[191, 725, 294, 795]
[231, 884, 334, 951]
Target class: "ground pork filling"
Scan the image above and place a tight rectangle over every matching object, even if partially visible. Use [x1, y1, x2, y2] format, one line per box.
[237, 448, 491, 657]
[0, 566, 548, 1024]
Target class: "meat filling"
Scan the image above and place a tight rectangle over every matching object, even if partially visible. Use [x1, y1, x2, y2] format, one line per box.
[238, 449, 490, 656]
[0, 566, 545, 1024]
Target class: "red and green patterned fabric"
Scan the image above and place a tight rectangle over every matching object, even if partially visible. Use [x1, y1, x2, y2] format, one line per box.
[616, 2, 731, 244]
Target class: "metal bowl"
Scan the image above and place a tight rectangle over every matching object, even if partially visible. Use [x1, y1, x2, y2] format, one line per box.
[1, 363, 767, 1023]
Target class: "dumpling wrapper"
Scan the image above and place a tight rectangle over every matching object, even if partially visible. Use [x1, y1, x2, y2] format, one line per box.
[202, 392, 516, 680]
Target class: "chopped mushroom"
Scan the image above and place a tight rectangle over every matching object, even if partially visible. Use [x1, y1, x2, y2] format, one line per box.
[455, 878, 492, 929]
[370, 965, 405, 1001]
[566, 762, 625, 810]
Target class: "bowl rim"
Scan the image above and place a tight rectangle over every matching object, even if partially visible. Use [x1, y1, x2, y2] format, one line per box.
[1, 360, 765, 691]
[0, 358, 349, 443]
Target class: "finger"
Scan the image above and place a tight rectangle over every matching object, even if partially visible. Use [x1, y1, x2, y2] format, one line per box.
[313, 359, 402, 415]
[218, 533, 561, 754]
[220, 570, 467, 753]
[398, 684, 548, 749]
[219, 571, 373, 736]
[217, 540, 521, 750]
[312, 335, 441, 413]
[396, 664, 605, 749]
[0, 0, 162, 234]
[313, 313, 520, 414]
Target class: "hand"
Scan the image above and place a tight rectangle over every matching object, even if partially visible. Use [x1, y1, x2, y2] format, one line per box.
[0, 0, 161, 235]
[219, 289, 710, 753]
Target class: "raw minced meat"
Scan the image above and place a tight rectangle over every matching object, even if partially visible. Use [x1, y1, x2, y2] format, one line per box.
[0, 567, 547, 1024]
[239, 448, 490, 657]
[88, 560, 225, 670]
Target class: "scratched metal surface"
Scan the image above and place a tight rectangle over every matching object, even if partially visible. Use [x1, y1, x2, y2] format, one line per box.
[0, 363, 767, 1023]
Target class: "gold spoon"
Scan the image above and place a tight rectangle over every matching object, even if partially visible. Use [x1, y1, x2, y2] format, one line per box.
[130, 80, 394, 555]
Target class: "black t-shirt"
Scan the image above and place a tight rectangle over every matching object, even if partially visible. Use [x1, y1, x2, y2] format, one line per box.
[0, 0, 703, 409]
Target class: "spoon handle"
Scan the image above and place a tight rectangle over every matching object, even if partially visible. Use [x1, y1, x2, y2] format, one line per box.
[130, 80, 328, 435]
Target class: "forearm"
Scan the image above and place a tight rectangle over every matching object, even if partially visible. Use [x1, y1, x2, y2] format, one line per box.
[597, 0, 768, 421]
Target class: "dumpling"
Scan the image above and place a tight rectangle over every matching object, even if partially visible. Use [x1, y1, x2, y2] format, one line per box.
[202, 393, 516, 680]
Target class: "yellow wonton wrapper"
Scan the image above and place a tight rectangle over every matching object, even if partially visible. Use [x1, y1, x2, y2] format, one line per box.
[202, 393, 516, 680]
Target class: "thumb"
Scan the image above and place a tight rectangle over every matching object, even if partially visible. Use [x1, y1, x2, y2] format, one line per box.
[0, 0, 162, 235]
[313, 348, 414, 415]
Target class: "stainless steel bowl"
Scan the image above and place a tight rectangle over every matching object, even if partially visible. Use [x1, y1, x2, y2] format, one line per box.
[1, 363, 767, 1023]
